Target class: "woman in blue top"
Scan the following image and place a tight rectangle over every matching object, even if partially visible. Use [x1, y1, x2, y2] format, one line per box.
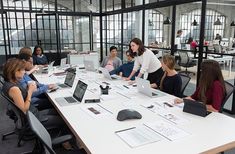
[151, 54, 182, 97]
[33, 45, 48, 65]
[110, 50, 138, 80]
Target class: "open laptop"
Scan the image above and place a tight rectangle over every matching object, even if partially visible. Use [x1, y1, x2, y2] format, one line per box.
[55, 80, 88, 106]
[183, 99, 211, 117]
[57, 71, 76, 88]
[100, 68, 121, 80]
[84, 60, 96, 72]
[41, 61, 55, 74]
[136, 77, 164, 98]
[60, 58, 67, 68]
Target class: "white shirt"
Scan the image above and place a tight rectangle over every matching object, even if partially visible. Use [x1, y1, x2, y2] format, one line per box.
[133, 48, 161, 74]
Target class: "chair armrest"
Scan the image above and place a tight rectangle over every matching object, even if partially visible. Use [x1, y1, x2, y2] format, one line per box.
[52, 134, 73, 145]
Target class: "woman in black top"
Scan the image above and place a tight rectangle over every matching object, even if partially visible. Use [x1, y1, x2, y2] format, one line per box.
[151, 55, 182, 97]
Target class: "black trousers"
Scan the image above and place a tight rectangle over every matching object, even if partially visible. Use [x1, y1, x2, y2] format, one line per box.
[147, 67, 164, 86]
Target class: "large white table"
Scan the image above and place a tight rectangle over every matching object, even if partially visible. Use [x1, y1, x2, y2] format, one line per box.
[34, 69, 235, 154]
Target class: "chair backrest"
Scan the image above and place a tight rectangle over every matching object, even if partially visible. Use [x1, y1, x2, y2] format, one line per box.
[213, 44, 222, 53]
[178, 50, 190, 64]
[26, 111, 55, 154]
[1, 91, 27, 129]
[220, 81, 235, 113]
[179, 73, 191, 97]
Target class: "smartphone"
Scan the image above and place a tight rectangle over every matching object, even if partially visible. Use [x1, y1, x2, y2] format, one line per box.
[85, 99, 101, 103]
[48, 87, 59, 93]
[164, 102, 173, 107]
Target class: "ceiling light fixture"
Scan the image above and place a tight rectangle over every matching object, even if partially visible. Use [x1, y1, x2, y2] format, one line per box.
[192, 19, 199, 26]
[163, 17, 171, 25]
[214, 18, 222, 25]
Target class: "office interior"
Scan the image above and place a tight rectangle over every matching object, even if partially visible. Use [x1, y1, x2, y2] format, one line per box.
[0, 0, 235, 153]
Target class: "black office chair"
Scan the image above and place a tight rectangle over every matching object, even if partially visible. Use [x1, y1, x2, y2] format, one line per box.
[26, 111, 73, 154]
[178, 50, 197, 76]
[219, 81, 235, 113]
[1, 91, 35, 147]
[179, 74, 191, 97]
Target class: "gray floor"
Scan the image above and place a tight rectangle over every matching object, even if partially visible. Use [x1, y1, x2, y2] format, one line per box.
[1, 81, 235, 154]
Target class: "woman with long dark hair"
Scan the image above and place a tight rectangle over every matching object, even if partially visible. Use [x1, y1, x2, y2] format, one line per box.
[175, 60, 225, 112]
[33, 45, 48, 65]
[126, 38, 164, 87]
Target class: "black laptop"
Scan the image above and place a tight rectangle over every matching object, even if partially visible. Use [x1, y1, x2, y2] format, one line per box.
[183, 99, 211, 117]
[57, 72, 76, 88]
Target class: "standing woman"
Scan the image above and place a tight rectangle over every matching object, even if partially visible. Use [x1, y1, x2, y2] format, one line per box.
[33, 45, 48, 65]
[126, 38, 164, 87]
[157, 55, 182, 97]
[175, 60, 225, 112]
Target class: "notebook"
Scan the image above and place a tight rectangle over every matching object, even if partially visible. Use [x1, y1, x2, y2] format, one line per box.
[55, 80, 88, 106]
[57, 71, 76, 88]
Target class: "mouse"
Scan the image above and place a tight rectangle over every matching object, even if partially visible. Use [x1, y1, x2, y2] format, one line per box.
[117, 109, 142, 121]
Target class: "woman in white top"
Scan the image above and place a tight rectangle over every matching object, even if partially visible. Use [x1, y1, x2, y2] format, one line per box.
[126, 38, 164, 86]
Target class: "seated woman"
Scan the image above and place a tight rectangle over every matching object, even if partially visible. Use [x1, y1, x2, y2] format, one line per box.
[110, 50, 138, 80]
[101, 46, 122, 72]
[187, 37, 198, 49]
[175, 60, 225, 112]
[3, 59, 64, 126]
[33, 45, 48, 65]
[151, 55, 182, 97]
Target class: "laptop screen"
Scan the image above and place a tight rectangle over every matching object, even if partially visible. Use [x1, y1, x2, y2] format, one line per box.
[64, 72, 76, 87]
[73, 80, 88, 102]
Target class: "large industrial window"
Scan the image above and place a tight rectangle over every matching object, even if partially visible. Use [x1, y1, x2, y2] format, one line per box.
[180, 9, 225, 42]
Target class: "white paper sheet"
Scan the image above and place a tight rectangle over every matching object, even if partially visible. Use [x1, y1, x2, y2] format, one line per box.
[115, 125, 162, 148]
[144, 120, 190, 141]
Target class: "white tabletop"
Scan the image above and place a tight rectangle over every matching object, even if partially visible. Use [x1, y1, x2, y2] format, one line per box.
[34, 69, 235, 154]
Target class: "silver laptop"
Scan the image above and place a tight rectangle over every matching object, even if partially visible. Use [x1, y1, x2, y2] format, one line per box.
[100, 68, 121, 80]
[55, 80, 88, 106]
[84, 60, 96, 71]
[60, 58, 67, 68]
[136, 77, 164, 98]
[57, 72, 76, 88]
[41, 61, 55, 73]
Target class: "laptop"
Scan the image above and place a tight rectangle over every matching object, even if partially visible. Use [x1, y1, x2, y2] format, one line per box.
[55, 80, 88, 106]
[60, 58, 67, 68]
[84, 60, 96, 72]
[57, 71, 76, 88]
[136, 77, 164, 98]
[41, 61, 55, 74]
[100, 68, 121, 80]
[183, 99, 211, 117]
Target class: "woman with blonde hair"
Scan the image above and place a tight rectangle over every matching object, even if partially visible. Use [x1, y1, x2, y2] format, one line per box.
[151, 54, 182, 97]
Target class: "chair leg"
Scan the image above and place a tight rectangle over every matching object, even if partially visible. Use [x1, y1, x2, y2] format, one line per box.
[1, 131, 15, 140]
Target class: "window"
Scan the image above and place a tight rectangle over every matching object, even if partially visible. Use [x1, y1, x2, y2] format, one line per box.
[180, 9, 225, 42]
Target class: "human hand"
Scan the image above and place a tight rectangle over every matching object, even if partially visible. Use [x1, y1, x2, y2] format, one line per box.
[125, 77, 131, 81]
[27, 81, 37, 93]
[48, 84, 56, 89]
[151, 83, 158, 88]
[174, 98, 183, 104]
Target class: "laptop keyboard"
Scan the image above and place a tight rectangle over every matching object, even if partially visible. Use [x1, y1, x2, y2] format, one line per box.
[65, 97, 77, 103]
[58, 84, 68, 88]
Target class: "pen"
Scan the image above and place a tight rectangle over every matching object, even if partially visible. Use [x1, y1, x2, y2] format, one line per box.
[115, 127, 136, 133]
[123, 85, 129, 89]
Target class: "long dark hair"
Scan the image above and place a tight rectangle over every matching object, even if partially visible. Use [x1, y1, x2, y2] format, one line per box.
[129, 38, 145, 56]
[33, 45, 44, 56]
[198, 60, 225, 104]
